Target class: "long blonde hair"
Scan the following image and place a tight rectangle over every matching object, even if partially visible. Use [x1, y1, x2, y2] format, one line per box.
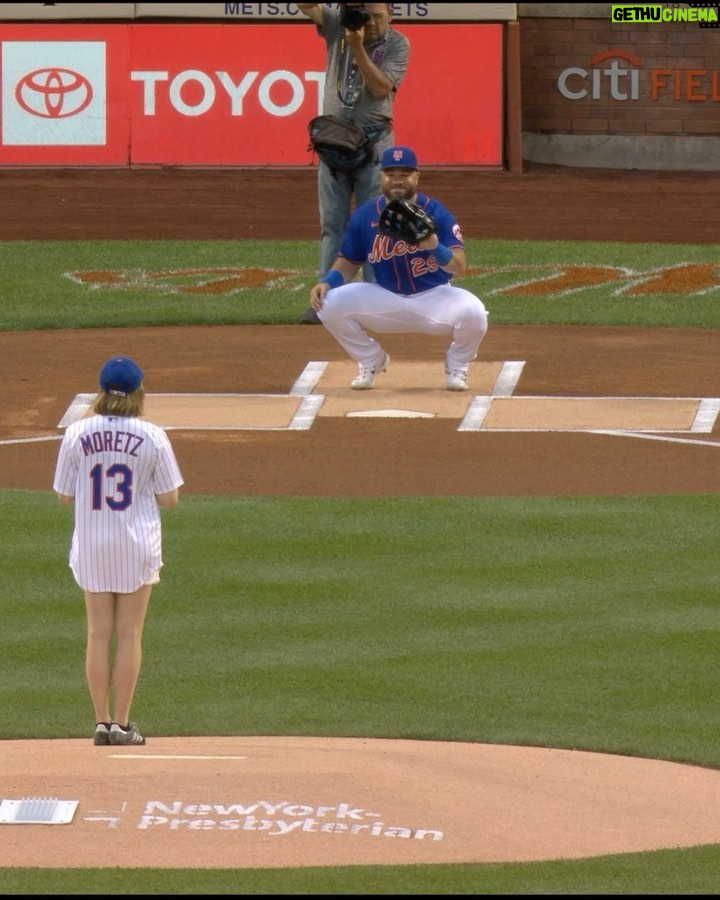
[91, 386, 145, 417]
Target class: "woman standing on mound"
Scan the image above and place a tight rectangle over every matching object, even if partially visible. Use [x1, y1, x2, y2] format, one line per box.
[53, 356, 184, 746]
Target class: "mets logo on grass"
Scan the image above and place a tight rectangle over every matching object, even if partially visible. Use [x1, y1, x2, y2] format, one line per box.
[611, 4, 719, 25]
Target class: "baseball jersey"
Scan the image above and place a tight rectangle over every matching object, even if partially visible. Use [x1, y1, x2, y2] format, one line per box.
[53, 414, 184, 593]
[339, 192, 465, 295]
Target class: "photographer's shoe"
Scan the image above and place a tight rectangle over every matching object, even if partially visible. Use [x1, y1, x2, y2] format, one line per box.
[298, 307, 321, 325]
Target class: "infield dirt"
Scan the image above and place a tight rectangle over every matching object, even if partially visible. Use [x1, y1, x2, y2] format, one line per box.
[0, 163, 718, 867]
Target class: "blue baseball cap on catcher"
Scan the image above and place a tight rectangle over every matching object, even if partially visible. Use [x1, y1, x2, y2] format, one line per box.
[99, 356, 144, 395]
[381, 146, 418, 170]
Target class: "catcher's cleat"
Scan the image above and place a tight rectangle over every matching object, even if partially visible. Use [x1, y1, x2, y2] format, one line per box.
[109, 722, 146, 746]
[445, 369, 469, 392]
[93, 722, 111, 746]
[351, 353, 389, 390]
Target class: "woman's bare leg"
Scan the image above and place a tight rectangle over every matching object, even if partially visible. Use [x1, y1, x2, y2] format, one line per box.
[111, 584, 152, 726]
[84, 591, 115, 724]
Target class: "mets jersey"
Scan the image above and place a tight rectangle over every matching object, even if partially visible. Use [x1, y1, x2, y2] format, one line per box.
[53, 414, 184, 593]
[338, 192, 464, 295]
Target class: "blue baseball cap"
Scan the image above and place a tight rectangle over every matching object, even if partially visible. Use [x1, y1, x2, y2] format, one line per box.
[381, 146, 418, 170]
[99, 356, 144, 395]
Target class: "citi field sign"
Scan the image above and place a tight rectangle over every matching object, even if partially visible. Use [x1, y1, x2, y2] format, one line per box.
[558, 49, 720, 101]
[0, 23, 502, 166]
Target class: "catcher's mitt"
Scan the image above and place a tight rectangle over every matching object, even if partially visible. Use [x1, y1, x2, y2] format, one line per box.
[378, 198, 437, 244]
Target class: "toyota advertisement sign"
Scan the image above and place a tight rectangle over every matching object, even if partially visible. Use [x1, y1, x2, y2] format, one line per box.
[0, 23, 503, 167]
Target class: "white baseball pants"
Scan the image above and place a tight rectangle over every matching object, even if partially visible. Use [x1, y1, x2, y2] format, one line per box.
[318, 282, 489, 371]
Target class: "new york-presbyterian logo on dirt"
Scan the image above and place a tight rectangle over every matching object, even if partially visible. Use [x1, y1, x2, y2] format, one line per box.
[133, 798, 444, 840]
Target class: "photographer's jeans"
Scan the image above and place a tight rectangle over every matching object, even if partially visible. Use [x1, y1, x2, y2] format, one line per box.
[317, 131, 394, 283]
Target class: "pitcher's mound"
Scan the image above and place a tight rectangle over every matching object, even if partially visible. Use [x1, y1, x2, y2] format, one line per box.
[2, 736, 720, 869]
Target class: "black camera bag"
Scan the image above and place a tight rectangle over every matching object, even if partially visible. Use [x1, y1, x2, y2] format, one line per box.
[308, 115, 372, 174]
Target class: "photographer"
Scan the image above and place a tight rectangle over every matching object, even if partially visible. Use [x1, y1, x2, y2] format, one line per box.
[295, 3, 411, 323]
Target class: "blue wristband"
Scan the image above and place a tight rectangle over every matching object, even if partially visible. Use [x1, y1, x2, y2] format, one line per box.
[320, 269, 344, 289]
[434, 244, 453, 266]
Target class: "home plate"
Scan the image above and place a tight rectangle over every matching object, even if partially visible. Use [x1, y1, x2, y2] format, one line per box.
[346, 409, 436, 418]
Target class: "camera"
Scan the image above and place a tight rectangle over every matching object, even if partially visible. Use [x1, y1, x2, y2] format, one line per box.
[340, 4, 371, 32]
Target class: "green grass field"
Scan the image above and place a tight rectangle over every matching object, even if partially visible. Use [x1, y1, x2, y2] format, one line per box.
[1, 237, 720, 330]
[2, 238, 719, 893]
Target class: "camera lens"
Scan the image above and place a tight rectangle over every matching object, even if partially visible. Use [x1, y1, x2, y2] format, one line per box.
[341, 5, 371, 32]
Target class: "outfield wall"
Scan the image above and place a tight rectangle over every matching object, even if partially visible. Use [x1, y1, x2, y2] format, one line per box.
[1, 4, 717, 170]
[518, 3, 720, 170]
[0, 5, 514, 168]
[0, 21, 506, 167]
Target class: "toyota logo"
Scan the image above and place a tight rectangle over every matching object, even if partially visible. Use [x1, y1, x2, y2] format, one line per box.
[15, 68, 93, 118]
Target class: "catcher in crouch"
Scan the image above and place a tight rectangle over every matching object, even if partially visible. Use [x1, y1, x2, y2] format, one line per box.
[308, 145, 489, 391]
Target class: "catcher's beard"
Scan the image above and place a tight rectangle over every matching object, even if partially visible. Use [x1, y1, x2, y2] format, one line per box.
[384, 186, 418, 201]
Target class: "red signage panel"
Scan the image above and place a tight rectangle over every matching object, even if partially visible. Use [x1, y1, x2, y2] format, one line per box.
[0, 23, 503, 167]
[0, 24, 130, 165]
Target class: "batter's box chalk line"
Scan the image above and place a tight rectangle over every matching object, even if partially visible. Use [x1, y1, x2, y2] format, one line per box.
[50, 366, 720, 437]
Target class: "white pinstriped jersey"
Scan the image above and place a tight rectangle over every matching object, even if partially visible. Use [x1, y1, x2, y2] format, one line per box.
[53, 414, 184, 593]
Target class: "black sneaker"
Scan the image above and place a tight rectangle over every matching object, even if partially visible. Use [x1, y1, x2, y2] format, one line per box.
[94, 722, 111, 746]
[109, 722, 146, 745]
[298, 307, 321, 324]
